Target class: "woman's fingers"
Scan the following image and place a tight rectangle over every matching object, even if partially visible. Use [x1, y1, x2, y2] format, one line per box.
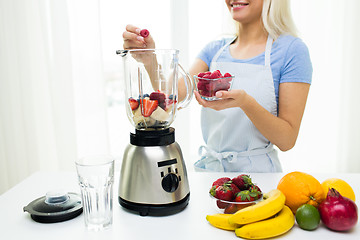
[123, 24, 146, 49]
[122, 24, 155, 49]
[125, 24, 141, 35]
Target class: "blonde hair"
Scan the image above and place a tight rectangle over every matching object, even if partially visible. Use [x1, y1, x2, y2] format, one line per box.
[262, 0, 298, 39]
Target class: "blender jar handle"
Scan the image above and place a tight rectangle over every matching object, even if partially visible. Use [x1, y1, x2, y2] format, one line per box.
[177, 64, 194, 110]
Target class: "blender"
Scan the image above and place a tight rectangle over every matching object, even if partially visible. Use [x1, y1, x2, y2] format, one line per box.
[116, 49, 193, 216]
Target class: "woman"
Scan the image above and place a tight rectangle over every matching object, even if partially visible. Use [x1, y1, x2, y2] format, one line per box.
[122, 0, 312, 172]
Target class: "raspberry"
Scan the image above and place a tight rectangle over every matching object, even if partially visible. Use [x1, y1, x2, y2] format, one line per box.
[197, 81, 207, 91]
[150, 91, 166, 109]
[224, 72, 232, 78]
[198, 72, 206, 78]
[140, 29, 149, 38]
[202, 74, 211, 79]
[209, 70, 221, 79]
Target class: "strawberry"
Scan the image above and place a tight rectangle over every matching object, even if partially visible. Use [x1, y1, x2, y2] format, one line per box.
[235, 186, 262, 202]
[213, 180, 240, 201]
[128, 98, 139, 110]
[215, 185, 233, 201]
[229, 183, 240, 196]
[249, 184, 262, 195]
[209, 186, 217, 197]
[140, 29, 149, 38]
[224, 203, 239, 214]
[216, 199, 229, 209]
[212, 177, 231, 187]
[140, 98, 158, 117]
[164, 98, 177, 111]
[232, 174, 253, 190]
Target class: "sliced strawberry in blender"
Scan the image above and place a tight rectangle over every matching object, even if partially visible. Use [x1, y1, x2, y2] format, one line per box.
[128, 98, 139, 110]
[164, 98, 177, 111]
[140, 99, 158, 117]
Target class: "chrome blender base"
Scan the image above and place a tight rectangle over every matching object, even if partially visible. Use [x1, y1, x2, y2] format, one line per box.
[119, 193, 190, 216]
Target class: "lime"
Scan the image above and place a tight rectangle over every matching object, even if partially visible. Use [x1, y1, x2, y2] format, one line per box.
[295, 204, 320, 231]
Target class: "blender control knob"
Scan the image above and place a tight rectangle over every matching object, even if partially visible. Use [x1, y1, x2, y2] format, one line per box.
[161, 173, 179, 193]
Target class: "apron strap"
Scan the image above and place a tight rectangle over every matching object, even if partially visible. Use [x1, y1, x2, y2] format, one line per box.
[211, 35, 273, 67]
[194, 144, 275, 172]
[264, 35, 273, 67]
[210, 36, 237, 66]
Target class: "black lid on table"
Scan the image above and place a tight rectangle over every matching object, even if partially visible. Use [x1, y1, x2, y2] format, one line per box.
[23, 191, 82, 223]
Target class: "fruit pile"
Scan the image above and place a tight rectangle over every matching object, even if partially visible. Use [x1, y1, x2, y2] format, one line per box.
[195, 70, 233, 98]
[128, 90, 176, 128]
[209, 175, 262, 214]
[277, 172, 358, 232]
[207, 189, 294, 239]
[206, 172, 358, 239]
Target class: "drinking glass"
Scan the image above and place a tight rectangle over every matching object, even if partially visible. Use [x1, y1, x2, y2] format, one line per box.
[75, 155, 114, 231]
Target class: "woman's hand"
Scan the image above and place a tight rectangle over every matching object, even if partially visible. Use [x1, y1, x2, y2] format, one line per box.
[122, 24, 155, 50]
[194, 89, 249, 111]
[195, 82, 310, 152]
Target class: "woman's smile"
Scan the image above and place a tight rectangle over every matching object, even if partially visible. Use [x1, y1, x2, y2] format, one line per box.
[231, 1, 250, 11]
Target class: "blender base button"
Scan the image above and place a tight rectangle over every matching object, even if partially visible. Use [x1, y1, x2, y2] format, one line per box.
[161, 173, 179, 192]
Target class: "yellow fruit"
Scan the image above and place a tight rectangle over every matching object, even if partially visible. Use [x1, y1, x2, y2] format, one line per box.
[228, 189, 285, 225]
[321, 178, 356, 202]
[235, 205, 295, 239]
[206, 214, 241, 231]
[277, 171, 325, 214]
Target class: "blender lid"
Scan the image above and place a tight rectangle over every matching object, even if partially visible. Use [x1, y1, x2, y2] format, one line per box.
[23, 191, 82, 223]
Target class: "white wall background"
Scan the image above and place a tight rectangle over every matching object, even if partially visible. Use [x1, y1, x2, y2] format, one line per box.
[1, 0, 360, 194]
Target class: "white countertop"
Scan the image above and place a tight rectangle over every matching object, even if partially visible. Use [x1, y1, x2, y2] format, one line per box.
[1, 171, 359, 239]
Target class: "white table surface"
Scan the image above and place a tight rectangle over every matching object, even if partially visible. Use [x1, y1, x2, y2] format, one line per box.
[1, 171, 359, 239]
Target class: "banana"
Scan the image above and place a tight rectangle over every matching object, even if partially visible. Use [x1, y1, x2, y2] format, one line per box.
[235, 205, 295, 239]
[206, 214, 241, 231]
[228, 189, 286, 225]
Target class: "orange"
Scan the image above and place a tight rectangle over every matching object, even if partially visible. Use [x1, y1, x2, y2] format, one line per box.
[277, 171, 325, 214]
[321, 178, 356, 202]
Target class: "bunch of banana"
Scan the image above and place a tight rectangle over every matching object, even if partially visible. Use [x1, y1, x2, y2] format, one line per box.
[206, 189, 295, 239]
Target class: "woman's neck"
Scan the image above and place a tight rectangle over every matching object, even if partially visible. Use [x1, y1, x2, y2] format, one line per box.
[230, 20, 269, 59]
[236, 20, 267, 46]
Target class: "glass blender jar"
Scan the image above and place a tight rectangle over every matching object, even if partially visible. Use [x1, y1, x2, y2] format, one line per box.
[116, 49, 193, 216]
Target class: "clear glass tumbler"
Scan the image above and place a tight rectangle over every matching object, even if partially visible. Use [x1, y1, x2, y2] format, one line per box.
[75, 155, 114, 231]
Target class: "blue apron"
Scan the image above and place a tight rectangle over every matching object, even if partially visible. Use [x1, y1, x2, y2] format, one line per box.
[194, 36, 282, 172]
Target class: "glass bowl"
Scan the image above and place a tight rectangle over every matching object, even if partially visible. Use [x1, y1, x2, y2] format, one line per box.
[209, 193, 262, 214]
[194, 75, 233, 101]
